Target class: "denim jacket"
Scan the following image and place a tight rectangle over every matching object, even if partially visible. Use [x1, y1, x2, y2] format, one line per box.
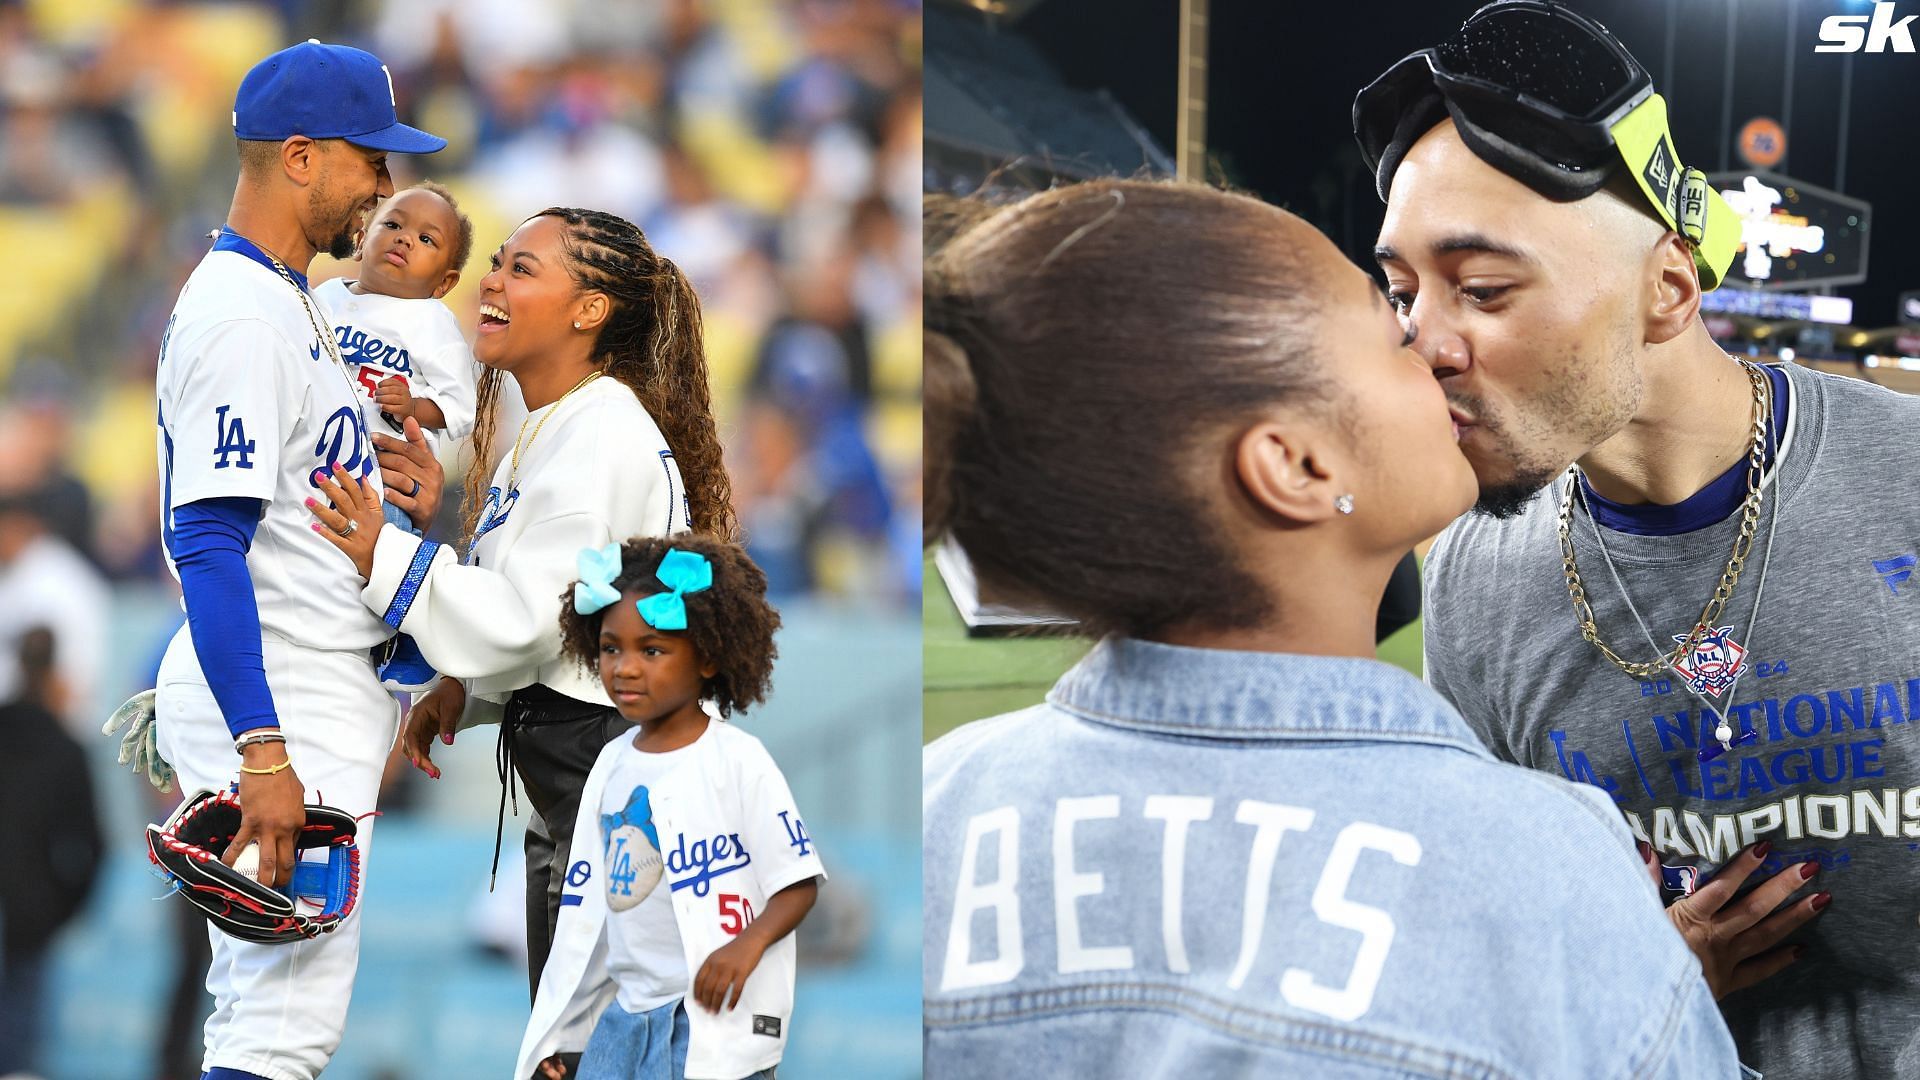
[923, 638, 1745, 1079]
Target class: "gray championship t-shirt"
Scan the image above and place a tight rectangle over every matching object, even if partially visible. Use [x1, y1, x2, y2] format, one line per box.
[1425, 363, 1920, 1080]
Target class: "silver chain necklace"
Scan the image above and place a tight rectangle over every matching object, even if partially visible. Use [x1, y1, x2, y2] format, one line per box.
[1566, 364, 1787, 757]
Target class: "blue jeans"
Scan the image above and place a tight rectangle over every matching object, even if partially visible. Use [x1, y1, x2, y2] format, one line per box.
[381, 499, 415, 532]
[577, 998, 775, 1080]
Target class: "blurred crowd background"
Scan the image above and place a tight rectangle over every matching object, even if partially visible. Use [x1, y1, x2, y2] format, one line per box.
[0, 0, 922, 1076]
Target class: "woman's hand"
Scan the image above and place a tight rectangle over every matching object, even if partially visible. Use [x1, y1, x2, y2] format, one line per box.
[307, 464, 382, 579]
[374, 418, 443, 529]
[1664, 841, 1828, 1000]
[401, 676, 466, 779]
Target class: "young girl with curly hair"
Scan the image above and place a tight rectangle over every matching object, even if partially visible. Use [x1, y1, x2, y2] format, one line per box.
[517, 535, 823, 1080]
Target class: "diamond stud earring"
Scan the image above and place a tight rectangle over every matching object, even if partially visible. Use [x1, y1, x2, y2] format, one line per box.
[1335, 494, 1355, 515]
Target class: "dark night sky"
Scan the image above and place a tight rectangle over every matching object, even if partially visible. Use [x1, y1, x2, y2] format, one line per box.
[1018, 0, 1920, 326]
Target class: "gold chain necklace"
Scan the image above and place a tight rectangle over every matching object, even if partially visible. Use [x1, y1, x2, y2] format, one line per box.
[234, 230, 345, 373]
[505, 369, 603, 493]
[1557, 360, 1770, 679]
[254, 244, 363, 402]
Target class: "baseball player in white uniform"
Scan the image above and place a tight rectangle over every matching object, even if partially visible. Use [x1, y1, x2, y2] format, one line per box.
[151, 40, 446, 1080]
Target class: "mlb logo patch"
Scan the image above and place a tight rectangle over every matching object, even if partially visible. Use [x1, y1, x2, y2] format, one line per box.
[1660, 863, 1701, 897]
[1670, 625, 1746, 699]
[752, 1015, 782, 1037]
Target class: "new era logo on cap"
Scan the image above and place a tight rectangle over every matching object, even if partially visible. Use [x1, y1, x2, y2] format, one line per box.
[234, 39, 446, 154]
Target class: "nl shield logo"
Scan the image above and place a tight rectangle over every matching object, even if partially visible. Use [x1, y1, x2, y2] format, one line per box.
[1670, 625, 1746, 699]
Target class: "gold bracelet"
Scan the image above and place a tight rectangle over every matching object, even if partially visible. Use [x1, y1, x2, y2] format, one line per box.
[238, 758, 293, 776]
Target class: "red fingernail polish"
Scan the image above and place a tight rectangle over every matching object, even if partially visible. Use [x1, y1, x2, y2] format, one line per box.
[1635, 840, 1653, 862]
[1812, 892, 1832, 911]
[442, 733, 453, 745]
[1801, 861, 1821, 879]
[1753, 840, 1771, 859]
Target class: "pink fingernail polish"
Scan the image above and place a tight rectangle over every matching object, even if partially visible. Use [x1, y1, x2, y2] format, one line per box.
[441, 733, 453, 745]
[311, 523, 323, 532]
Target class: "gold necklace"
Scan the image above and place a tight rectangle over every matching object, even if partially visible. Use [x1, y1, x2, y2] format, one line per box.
[255, 245, 350, 378]
[1557, 360, 1770, 680]
[505, 369, 604, 493]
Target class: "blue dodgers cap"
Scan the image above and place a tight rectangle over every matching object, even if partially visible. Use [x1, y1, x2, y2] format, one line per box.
[233, 39, 446, 154]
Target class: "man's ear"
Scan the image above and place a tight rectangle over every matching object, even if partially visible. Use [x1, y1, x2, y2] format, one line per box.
[1645, 231, 1701, 346]
[281, 136, 318, 188]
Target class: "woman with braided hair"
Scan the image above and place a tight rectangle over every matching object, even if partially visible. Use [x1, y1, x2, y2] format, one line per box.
[305, 207, 735, 1005]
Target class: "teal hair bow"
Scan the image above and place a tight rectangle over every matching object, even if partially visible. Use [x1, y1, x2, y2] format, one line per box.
[635, 548, 713, 631]
[573, 543, 623, 614]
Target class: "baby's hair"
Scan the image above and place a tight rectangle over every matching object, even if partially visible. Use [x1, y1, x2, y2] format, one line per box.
[354, 181, 475, 272]
[404, 180, 475, 272]
[925, 179, 1329, 640]
[557, 533, 779, 717]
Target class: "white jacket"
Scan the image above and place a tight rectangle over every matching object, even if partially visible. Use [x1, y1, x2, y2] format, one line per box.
[514, 721, 826, 1080]
[360, 375, 689, 719]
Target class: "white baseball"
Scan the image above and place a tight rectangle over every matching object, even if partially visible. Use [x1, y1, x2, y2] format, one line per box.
[232, 840, 262, 882]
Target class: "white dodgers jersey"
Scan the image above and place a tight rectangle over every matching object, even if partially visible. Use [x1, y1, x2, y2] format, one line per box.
[156, 243, 393, 651]
[312, 277, 478, 440]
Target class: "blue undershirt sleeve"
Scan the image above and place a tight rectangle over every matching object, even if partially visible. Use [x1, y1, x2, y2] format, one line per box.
[171, 496, 278, 739]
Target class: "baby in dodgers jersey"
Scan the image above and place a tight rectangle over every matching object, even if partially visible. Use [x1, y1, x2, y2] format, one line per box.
[313, 181, 476, 687]
[313, 181, 477, 474]
[518, 535, 823, 1080]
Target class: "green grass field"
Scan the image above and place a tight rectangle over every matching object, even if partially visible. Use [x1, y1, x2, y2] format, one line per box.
[923, 553, 1426, 743]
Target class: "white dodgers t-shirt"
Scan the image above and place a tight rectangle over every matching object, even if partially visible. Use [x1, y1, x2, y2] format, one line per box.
[156, 246, 392, 651]
[314, 277, 478, 440]
[598, 737, 693, 1013]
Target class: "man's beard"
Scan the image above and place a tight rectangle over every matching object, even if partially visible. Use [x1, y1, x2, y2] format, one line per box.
[312, 176, 364, 261]
[326, 225, 357, 261]
[1472, 467, 1560, 519]
[1455, 396, 1567, 519]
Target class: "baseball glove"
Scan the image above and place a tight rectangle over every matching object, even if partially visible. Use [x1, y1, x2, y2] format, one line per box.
[146, 788, 362, 945]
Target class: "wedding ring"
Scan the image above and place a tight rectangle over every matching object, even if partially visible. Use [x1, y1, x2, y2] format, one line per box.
[406, 477, 421, 498]
[336, 519, 358, 538]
